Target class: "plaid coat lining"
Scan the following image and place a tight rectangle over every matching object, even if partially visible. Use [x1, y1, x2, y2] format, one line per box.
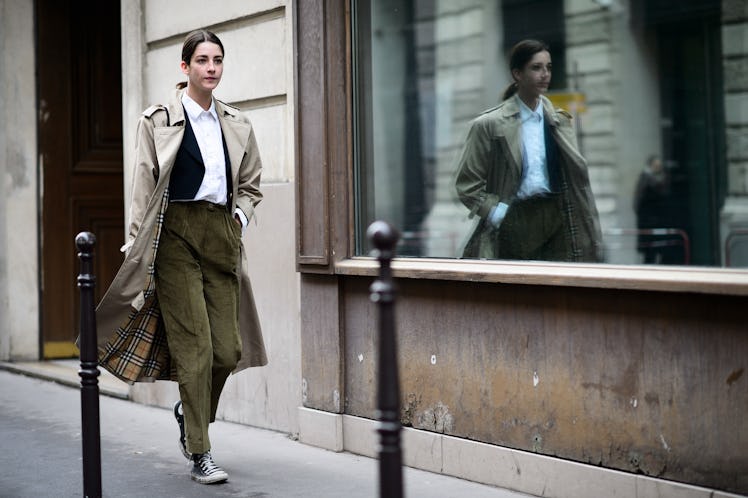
[99, 188, 178, 383]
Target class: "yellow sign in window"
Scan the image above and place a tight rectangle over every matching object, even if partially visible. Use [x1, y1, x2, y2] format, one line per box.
[547, 91, 587, 114]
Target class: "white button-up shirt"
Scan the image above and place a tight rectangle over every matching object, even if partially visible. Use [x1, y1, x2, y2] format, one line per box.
[181, 93, 228, 206]
[516, 99, 551, 200]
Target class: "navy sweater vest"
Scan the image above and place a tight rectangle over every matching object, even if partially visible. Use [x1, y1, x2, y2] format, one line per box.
[169, 110, 233, 206]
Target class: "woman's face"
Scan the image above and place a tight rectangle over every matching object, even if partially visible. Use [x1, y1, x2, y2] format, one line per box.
[181, 41, 224, 94]
[512, 50, 552, 100]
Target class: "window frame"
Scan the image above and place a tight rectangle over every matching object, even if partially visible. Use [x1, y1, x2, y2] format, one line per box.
[293, 0, 748, 296]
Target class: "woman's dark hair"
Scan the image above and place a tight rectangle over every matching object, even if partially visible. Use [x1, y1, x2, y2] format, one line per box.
[501, 39, 550, 101]
[176, 29, 225, 89]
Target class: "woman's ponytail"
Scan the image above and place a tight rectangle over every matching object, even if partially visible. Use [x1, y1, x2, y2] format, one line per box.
[501, 82, 518, 101]
[176, 81, 188, 89]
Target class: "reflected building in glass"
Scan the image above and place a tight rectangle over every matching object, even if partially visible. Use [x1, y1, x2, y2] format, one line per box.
[354, 0, 748, 267]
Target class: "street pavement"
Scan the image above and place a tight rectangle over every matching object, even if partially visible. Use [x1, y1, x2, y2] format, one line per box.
[0, 369, 535, 498]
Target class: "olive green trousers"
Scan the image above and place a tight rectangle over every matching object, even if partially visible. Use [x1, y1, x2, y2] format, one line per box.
[155, 201, 242, 454]
[498, 194, 568, 261]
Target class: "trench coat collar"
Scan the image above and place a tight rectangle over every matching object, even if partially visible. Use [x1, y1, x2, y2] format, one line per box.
[499, 94, 560, 123]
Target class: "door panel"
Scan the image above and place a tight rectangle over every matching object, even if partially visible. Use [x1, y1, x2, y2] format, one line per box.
[37, 0, 124, 357]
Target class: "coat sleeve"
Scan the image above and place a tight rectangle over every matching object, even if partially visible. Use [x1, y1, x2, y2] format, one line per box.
[454, 118, 501, 219]
[123, 115, 159, 253]
[235, 120, 263, 224]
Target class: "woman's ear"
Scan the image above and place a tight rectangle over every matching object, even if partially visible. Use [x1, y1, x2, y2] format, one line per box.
[180, 60, 189, 75]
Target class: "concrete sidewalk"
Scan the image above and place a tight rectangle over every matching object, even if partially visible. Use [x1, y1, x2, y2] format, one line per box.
[0, 367, 535, 498]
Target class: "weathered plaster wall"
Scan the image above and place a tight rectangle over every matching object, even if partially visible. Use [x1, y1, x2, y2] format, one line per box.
[0, 0, 40, 361]
[303, 276, 747, 493]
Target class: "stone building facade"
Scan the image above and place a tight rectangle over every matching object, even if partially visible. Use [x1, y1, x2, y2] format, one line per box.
[1, 1, 747, 497]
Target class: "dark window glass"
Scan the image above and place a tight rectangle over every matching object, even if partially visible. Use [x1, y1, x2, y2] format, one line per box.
[352, 0, 747, 267]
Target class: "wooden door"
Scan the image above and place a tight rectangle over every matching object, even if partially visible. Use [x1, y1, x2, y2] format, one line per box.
[37, 0, 124, 358]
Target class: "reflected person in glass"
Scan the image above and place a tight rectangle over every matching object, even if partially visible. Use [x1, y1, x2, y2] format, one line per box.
[633, 154, 678, 264]
[454, 39, 601, 262]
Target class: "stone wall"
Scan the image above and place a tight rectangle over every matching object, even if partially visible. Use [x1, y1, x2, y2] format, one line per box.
[0, 0, 40, 361]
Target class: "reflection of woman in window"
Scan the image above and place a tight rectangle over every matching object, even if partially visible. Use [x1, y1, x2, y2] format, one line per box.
[455, 39, 601, 262]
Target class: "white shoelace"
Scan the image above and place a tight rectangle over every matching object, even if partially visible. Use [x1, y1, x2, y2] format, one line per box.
[196, 452, 225, 476]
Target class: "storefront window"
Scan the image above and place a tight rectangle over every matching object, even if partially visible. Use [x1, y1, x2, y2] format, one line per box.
[352, 0, 748, 267]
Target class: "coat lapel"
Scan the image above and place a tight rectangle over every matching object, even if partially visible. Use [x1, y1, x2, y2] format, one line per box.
[216, 102, 250, 192]
[500, 96, 523, 178]
[153, 127, 184, 190]
[150, 92, 185, 192]
[541, 95, 586, 167]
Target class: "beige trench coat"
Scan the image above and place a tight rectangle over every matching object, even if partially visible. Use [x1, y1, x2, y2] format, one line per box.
[455, 94, 602, 261]
[95, 88, 267, 383]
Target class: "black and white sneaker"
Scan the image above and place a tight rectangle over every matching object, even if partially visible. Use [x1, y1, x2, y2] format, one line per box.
[173, 400, 191, 460]
[190, 452, 229, 484]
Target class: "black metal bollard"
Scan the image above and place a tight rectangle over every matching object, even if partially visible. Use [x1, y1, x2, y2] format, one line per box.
[76, 232, 102, 498]
[367, 221, 403, 498]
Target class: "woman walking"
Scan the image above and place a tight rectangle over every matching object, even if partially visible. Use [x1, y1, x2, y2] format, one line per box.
[95, 29, 267, 484]
[455, 39, 601, 262]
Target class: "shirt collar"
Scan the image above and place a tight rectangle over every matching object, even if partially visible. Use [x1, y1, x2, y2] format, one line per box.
[181, 92, 218, 122]
[519, 98, 543, 124]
